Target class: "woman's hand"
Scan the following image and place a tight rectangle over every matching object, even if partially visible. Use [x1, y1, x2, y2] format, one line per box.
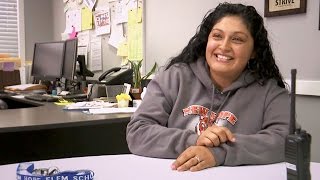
[171, 146, 216, 172]
[196, 125, 235, 147]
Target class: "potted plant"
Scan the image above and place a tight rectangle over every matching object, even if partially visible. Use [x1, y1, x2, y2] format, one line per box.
[129, 60, 157, 99]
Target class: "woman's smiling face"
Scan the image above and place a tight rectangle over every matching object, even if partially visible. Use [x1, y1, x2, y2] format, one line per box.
[206, 15, 255, 82]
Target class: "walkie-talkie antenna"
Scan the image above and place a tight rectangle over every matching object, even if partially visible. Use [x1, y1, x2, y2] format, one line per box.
[290, 69, 296, 134]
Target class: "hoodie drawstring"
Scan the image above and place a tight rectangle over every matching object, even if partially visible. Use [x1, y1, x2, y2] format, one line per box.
[208, 88, 232, 125]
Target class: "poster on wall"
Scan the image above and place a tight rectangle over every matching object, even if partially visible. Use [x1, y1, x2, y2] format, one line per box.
[264, 0, 307, 17]
[93, 7, 111, 36]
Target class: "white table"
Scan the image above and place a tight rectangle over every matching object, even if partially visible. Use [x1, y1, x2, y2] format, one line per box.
[0, 154, 319, 180]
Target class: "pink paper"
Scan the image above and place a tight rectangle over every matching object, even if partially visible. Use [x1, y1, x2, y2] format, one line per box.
[3, 62, 15, 71]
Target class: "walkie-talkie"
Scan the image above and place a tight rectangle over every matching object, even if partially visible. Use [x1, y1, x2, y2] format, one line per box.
[285, 69, 312, 180]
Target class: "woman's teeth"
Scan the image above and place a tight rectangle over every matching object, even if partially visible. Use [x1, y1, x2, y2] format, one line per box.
[217, 55, 231, 61]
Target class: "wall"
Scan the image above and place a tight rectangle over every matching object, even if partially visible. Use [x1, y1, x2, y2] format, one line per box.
[52, 0, 65, 41]
[24, 0, 54, 61]
[296, 95, 320, 162]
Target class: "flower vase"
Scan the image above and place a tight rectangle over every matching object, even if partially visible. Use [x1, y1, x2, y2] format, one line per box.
[117, 99, 129, 108]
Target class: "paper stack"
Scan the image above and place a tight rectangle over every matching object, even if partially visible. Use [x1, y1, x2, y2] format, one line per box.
[4, 84, 47, 94]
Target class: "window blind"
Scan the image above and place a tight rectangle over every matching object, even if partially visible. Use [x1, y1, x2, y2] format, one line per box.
[0, 0, 18, 57]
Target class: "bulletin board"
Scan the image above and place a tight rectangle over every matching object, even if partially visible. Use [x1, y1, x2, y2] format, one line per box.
[62, 0, 144, 80]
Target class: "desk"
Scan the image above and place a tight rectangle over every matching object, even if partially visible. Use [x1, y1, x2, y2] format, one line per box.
[0, 96, 132, 165]
[0, 154, 319, 180]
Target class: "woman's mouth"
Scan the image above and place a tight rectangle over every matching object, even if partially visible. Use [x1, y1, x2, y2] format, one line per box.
[216, 54, 232, 62]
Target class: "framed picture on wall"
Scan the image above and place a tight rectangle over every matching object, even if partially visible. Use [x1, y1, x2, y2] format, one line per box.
[264, 0, 307, 17]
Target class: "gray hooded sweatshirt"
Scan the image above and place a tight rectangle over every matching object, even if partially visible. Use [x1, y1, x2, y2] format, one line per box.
[126, 57, 290, 166]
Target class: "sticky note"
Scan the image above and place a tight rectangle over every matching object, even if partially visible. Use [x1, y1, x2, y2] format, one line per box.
[3, 62, 15, 71]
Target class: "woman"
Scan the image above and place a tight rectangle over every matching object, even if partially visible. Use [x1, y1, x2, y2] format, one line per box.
[126, 2, 290, 172]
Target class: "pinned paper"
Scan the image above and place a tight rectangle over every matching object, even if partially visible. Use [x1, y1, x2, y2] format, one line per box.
[117, 40, 128, 57]
[128, 7, 142, 25]
[114, 0, 128, 24]
[127, 8, 143, 61]
[81, 7, 93, 31]
[65, 9, 81, 33]
[84, 0, 97, 10]
[135, 7, 142, 23]
[114, 0, 141, 24]
[127, 0, 139, 11]
[69, 26, 78, 39]
[108, 22, 125, 48]
[93, 7, 111, 36]
[77, 30, 90, 47]
[117, 40, 129, 65]
[89, 36, 102, 71]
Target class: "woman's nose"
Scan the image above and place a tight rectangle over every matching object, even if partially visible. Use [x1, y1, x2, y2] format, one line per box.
[219, 39, 231, 51]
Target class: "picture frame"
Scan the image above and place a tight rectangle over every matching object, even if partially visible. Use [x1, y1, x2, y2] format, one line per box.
[264, 0, 307, 17]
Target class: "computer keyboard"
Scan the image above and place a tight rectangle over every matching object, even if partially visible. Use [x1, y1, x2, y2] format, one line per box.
[61, 93, 87, 100]
[24, 94, 59, 102]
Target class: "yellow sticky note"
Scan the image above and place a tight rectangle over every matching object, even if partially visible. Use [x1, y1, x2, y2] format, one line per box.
[128, 9, 135, 25]
[81, 7, 93, 31]
[127, 8, 143, 61]
[54, 99, 74, 106]
[117, 41, 128, 57]
[136, 7, 142, 23]
[128, 8, 143, 24]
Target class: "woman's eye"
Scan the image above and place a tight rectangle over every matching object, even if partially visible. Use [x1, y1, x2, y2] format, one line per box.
[232, 37, 244, 43]
[212, 33, 222, 39]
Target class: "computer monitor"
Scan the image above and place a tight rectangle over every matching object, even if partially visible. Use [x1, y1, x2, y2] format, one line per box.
[62, 38, 78, 80]
[31, 41, 65, 80]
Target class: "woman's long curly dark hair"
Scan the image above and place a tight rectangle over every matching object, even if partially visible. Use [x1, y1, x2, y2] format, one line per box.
[166, 2, 285, 88]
